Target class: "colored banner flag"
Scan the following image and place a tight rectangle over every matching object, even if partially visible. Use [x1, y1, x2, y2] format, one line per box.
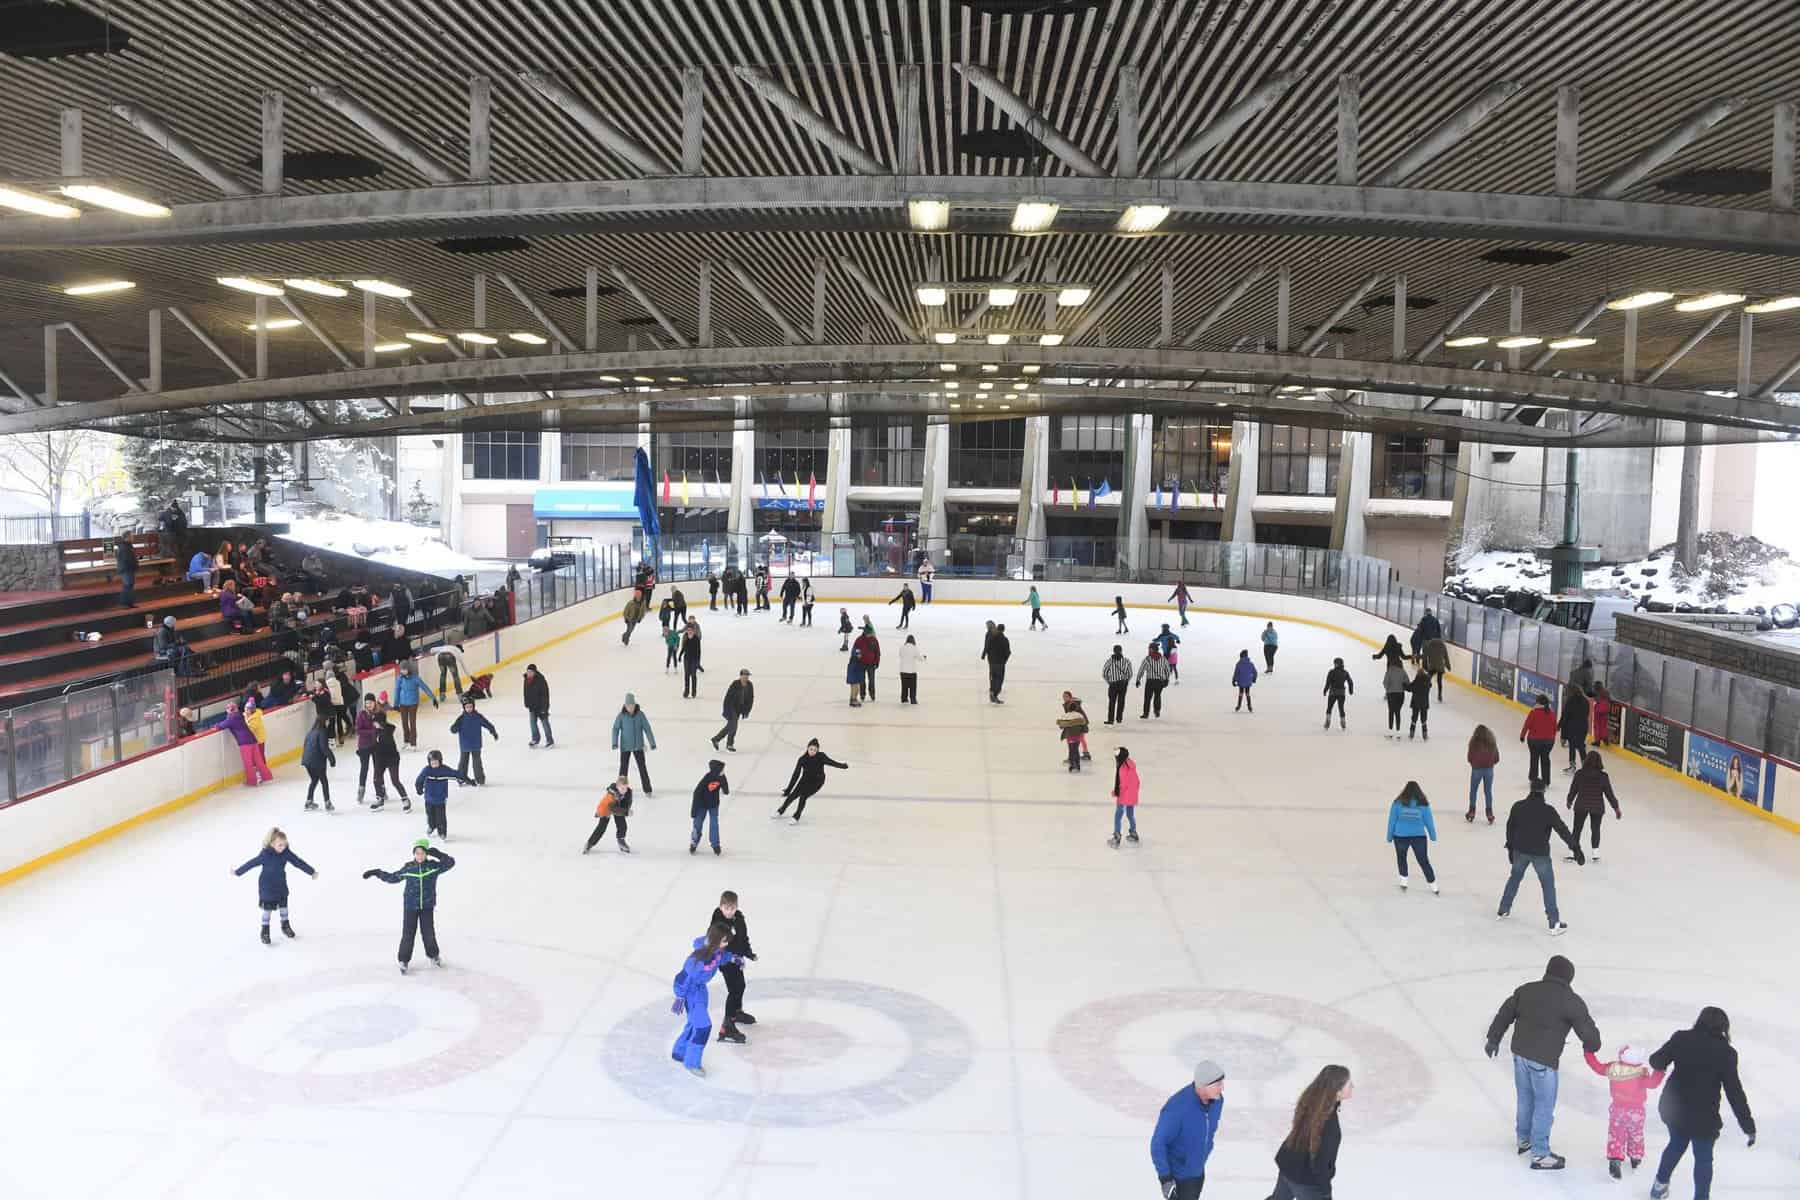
[1171, 481, 1180, 512]
[1153, 482, 1162, 511]
[1051, 479, 1060, 506]
[1095, 478, 1113, 500]
[808, 471, 817, 507]
[681, 471, 690, 506]
[1070, 478, 1079, 510]
[662, 470, 671, 503]
[757, 472, 767, 499]
[1086, 478, 1096, 512]
[775, 473, 788, 497]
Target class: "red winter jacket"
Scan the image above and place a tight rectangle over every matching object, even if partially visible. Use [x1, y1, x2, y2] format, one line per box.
[1520, 707, 1558, 741]
[853, 634, 881, 667]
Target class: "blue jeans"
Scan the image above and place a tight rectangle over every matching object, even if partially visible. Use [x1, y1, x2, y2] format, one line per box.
[1656, 1127, 1715, 1199]
[529, 711, 553, 744]
[1499, 853, 1559, 926]
[691, 807, 720, 849]
[1513, 1055, 1560, 1156]
[1468, 766, 1494, 815]
[1113, 804, 1137, 837]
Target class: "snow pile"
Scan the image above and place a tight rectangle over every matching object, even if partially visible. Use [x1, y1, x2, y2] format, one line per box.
[1445, 533, 1800, 614]
[269, 506, 481, 577]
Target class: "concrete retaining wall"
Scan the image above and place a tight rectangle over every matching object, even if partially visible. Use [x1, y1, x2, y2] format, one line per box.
[0, 544, 61, 592]
[1616, 612, 1800, 689]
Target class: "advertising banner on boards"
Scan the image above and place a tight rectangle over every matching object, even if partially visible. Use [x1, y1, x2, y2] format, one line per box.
[1624, 707, 1686, 772]
[1475, 655, 1516, 700]
[1685, 729, 1772, 811]
[1515, 668, 1561, 711]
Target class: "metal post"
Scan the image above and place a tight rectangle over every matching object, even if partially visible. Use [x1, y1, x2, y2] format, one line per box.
[3, 714, 15, 802]
[61, 695, 76, 783]
[109, 684, 123, 764]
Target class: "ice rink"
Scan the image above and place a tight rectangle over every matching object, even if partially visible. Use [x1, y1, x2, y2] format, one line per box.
[3, 593, 1798, 1200]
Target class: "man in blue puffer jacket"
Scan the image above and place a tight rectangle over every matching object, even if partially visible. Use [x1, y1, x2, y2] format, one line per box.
[393, 660, 439, 749]
[414, 750, 473, 840]
[1152, 1060, 1226, 1199]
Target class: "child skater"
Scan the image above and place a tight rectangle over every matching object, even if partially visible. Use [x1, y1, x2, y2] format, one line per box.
[1584, 1044, 1665, 1179]
[1155, 624, 1181, 683]
[837, 607, 853, 651]
[690, 759, 729, 855]
[670, 919, 741, 1077]
[1111, 595, 1130, 635]
[1323, 657, 1353, 730]
[584, 774, 633, 854]
[368, 710, 411, 813]
[1060, 690, 1092, 773]
[1406, 665, 1434, 741]
[233, 827, 317, 944]
[1232, 649, 1258, 712]
[712, 890, 758, 1043]
[362, 838, 455, 973]
[414, 750, 472, 841]
[301, 714, 337, 812]
[1591, 683, 1614, 747]
[663, 621, 681, 674]
[1108, 747, 1140, 848]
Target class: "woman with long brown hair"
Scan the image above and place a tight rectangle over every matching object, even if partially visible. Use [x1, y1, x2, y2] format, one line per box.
[1466, 724, 1501, 824]
[1267, 1064, 1353, 1200]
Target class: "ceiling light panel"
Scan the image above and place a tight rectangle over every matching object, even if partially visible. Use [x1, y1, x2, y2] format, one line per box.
[915, 286, 948, 307]
[404, 330, 447, 344]
[1744, 296, 1800, 314]
[1605, 291, 1673, 310]
[1117, 203, 1170, 233]
[1011, 199, 1058, 234]
[353, 279, 412, 298]
[1443, 335, 1489, 348]
[987, 286, 1019, 306]
[284, 278, 348, 297]
[62, 280, 134, 295]
[0, 184, 79, 218]
[217, 276, 284, 296]
[1674, 293, 1746, 312]
[1055, 287, 1092, 306]
[58, 184, 169, 217]
[907, 197, 949, 231]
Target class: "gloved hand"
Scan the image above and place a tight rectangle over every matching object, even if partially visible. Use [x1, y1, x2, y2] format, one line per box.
[362, 869, 377, 879]
[1158, 1178, 1176, 1200]
[670, 998, 686, 1016]
[1485, 1040, 1500, 1059]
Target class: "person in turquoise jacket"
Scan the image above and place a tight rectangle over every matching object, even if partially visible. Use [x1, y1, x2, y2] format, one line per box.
[670, 919, 741, 1077]
[611, 692, 657, 793]
[1025, 585, 1047, 630]
[1260, 621, 1280, 671]
[1387, 780, 1440, 894]
[1152, 1059, 1227, 1199]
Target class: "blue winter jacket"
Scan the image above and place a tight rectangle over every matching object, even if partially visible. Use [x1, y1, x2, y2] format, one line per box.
[187, 551, 212, 578]
[394, 671, 433, 707]
[1232, 658, 1259, 688]
[1261, 626, 1279, 646]
[673, 936, 739, 1016]
[414, 762, 471, 803]
[611, 707, 657, 752]
[450, 709, 497, 752]
[235, 846, 316, 905]
[1154, 629, 1181, 655]
[1387, 800, 1439, 841]
[1151, 1087, 1224, 1181]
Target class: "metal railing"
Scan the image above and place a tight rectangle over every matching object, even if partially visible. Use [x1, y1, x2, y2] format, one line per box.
[0, 513, 89, 545]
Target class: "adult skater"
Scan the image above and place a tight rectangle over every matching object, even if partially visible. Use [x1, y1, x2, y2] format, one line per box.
[1260, 621, 1279, 671]
[983, 622, 1011, 703]
[754, 567, 771, 612]
[1467, 724, 1500, 824]
[897, 634, 923, 704]
[611, 692, 657, 793]
[1372, 634, 1406, 669]
[774, 738, 849, 823]
[712, 890, 758, 1043]
[1485, 954, 1602, 1171]
[1151, 1059, 1226, 1200]
[1381, 657, 1409, 739]
[1405, 665, 1434, 740]
[1568, 656, 1596, 698]
[1520, 694, 1558, 787]
[918, 559, 934, 603]
[233, 827, 317, 944]
[1025, 585, 1047, 630]
[351, 696, 381, 798]
[450, 697, 498, 786]
[1111, 595, 1130, 635]
[1646, 1007, 1757, 1200]
[1267, 1065, 1352, 1200]
[1136, 642, 1172, 719]
[1386, 781, 1440, 894]
[368, 711, 411, 813]
[734, 567, 750, 616]
[522, 664, 553, 748]
[362, 838, 455, 973]
[707, 568, 719, 611]
[1410, 607, 1443, 663]
[712, 669, 754, 752]
[301, 714, 337, 812]
[669, 919, 740, 1077]
[1565, 750, 1622, 862]
[1499, 788, 1584, 934]
[1168, 579, 1192, 627]
[690, 759, 729, 855]
[1422, 635, 1451, 702]
[1559, 682, 1590, 773]
[1059, 690, 1092, 772]
[1101, 644, 1132, 724]
[780, 573, 802, 623]
[394, 659, 439, 749]
[1322, 658, 1353, 730]
[1154, 624, 1181, 683]
[583, 775, 633, 854]
[414, 750, 472, 840]
[620, 586, 647, 645]
[801, 580, 814, 626]
[1108, 747, 1139, 848]
[670, 585, 687, 625]
[1232, 649, 1258, 712]
[680, 617, 704, 698]
[888, 583, 916, 629]
[853, 625, 882, 700]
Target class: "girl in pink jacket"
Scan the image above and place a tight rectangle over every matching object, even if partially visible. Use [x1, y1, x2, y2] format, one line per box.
[1584, 1044, 1666, 1178]
[1108, 747, 1139, 847]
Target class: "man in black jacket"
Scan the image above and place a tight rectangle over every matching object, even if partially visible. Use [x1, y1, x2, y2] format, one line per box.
[711, 669, 754, 752]
[522, 664, 552, 747]
[1498, 788, 1584, 934]
[1486, 954, 1602, 1171]
[983, 622, 1011, 704]
[711, 889, 758, 1043]
[779, 574, 802, 623]
[115, 535, 139, 608]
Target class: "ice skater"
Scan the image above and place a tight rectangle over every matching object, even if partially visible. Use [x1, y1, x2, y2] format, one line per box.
[1405, 665, 1434, 740]
[1111, 595, 1129, 635]
[610, 692, 656, 793]
[1025, 585, 1047, 630]
[1151, 1060, 1226, 1200]
[1484, 955, 1602, 1171]
[1520, 694, 1558, 787]
[1386, 781, 1439, 893]
[362, 838, 455, 973]
[1137, 642, 1171, 718]
[1267, 1065, 1352, 1200]
[1168, 579, 1192, 627]
[1154, 624, 1181, 683]
[1232, 649, 1258, 712]
[1584, 1044, 1665, 1179]
[450, 698, 498, 786]
[1498, 788, 1584, 935]
[1560, 683, 1590, 773]
[801, 580, 814, 626]
[1467, 724, 1500, 823]
[1059, 690, 1091, 772]
[368, 710, 411, 812]
[983, 622, 1011, 704]
[414, 750, 472, 840]
[301, 714, 337, 812]
[1260, 621, 1279, 671]
[1382, 657, 1409, 738]
[837, 607, 853, 650]
[712, 668, 755, 752]
[670, 919, 739, 1077]
[774, 738, 849, 823]
[1322, 657, 1353, 730]
[889, 583, 916, 628]
[1108, 747, 1139, 847]
[1645, 1007, 1757, 1200]
[1564, 750, 1621, 861]
[780, 573, 802, 623]
[233, 827, 317, 944]
[663, 621, 681, 673]
[1101, 644, 1131, 724]
[898, 634, 923, 704]
[712, 890, 757, 1043]
[523, 663, 554, 748]
[584, 774, 633, 854]
[680, 617, 704, 697]
[691, 759, 729, 855]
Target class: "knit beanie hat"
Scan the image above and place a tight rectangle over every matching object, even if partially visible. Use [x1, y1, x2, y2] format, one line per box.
[163, 615, 176, 627]
[624, 691, 637, 706]
[708, 759, 725, 772]
[1193, 1060, 1226, 1087]
[1618, 1045, 1647, 1066]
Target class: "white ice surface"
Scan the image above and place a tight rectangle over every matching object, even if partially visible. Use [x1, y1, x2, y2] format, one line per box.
[3, 600, 1799, 1200]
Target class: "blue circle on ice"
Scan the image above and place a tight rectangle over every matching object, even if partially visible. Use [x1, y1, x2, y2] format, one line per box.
[294, 1003, 419, 1051]
[600, 977, 974, 1126]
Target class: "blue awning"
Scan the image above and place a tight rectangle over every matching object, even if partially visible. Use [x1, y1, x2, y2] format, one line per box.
[534, 483, 641, 520]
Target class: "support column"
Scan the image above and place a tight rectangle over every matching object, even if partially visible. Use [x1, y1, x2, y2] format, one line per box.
[1116, 413, 1153, 575]
[727, 400, 755, 554]
[920, 420, 950, 564]
[820, 412, 851, 538]
[1675, 421, 1702, 571]
[1220, 420, 1260, 543]
[1329, 432, 1372, 555]
[1015, 416, 1050, 575]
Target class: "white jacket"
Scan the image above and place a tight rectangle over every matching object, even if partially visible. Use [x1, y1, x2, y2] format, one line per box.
[898, 642, 923, 672]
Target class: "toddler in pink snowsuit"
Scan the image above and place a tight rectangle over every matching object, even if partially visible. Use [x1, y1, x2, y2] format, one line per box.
[1584, 1044, 1665, 1177]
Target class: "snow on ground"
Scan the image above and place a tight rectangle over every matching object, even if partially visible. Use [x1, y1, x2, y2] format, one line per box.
[1448, 534, 1800, 613]
[270, 506, 482, 578]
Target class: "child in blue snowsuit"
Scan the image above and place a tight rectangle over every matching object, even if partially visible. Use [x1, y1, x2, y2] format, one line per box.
[1232, 649, 1259, 712]
[449, 699, 498, 785]
[414, 750, 473, 840]
[233, 826, 317, 944]
[670, 919, 740, 1077]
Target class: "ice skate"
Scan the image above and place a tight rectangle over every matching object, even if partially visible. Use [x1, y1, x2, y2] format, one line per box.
[281, 920, 295, 938]
[1323, 717, 1330, 729]
[1107, 834, 1120, 848]
[1608, 1159, 1622, 1180]
[356, 786, 365, 804]
[304, 801, 319, 811]
[685, 1065, 706, 1078]
[1397, 875, 1408, 890]
[689, 841, 698, 854]
[399, 961, 409, 974]
[735, 1011, 757, 1025]
[1529, 1153, 1565, 1171]
[260, 925, 271, 945]
[1465, 810, 1475, 823]
[401, 798, 412, 813]
[370, 799, 384, 812]
[1549, 922, 1568, 936]
[324, 800, 335, 813]
[1126, 831, 1139, 843]
[1429, 881, 1440, 895]
[1649, 1183, 1669, 1199]
[713, 845, 722, 855]
[717, 1027, 747, 1044]
[1629, 1158, 1641, 1170]
[431, 956, 444, 968]
[618, 840, 632, 853]
[1339, 717, 1346, 729]
[1591, 852, 1600, 862]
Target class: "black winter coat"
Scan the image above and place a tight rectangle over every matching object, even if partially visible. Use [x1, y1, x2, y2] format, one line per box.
[1559, 689, 1590, 739]
[1486, 964, 1601, 1069]
[783, 750, 848, 796]
[364, 848, 455, 911]
[523, 672, 550, 713]
[692, 766, 730, 817]
[1651, 1027, 1755, 1138]
[711, 906, 755, 958]
[1504, 794, 1580, 859]
[722, 679, 754, 719]
[1274, 1107, 1341, 1196]
[1566, 766, 1620, 816]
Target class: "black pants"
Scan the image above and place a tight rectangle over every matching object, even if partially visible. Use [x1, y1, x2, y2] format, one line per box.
[1171, 1177, 1205, 1200]
[781, 598, 795, 621]
[1029, 609, 1046, 629]
[666, 643, 678, 669]
[1268, 1172, 1325, 1200]
[1106, 680, 1128, 722]
[306, 766, 331, 806]
[683, 662, 700, 697]
[426, 801, 447, 837]
[721, 961, 747, 1023]
[1236, 686, 1254, 712]
[1141, 680, 1166, 717]
[333, 705, 351, 741]
[1571, 808, 1604, 849]
[709, 590, 718, 610]
[1394, 835, 1436, 882]
[715, 712, 741, 748]
[988, 662, 1006, 700]
[1386, 693, 1404, 730]
[374, 758, 407, 800]
[862, 666, 878, 699]
[358, 747, 374, 787]
[1263, 644, 1277, 669]
[897, 607, 911, 628]
[801, 604, 813, 626]
[585, 814, 628, 848]
[399, 907, 439, 964]
[1066, 738, 1083, 769]
[457, 748, 486, 785]
[735, 591, 747, 615]
[1409, 705, 1429, 735]
[437, 660, 462, 698]
[619, 748, 651, 791]
[899, 672, 917, 703]
[1326, 693, 1346, 721]
[778, 782, 820, 820]
[1432, 669, 1445, 701]
[1564, 731, 1586, 769]
[1115, 615, 1129, 634]
[1527, 738, 1554, 784]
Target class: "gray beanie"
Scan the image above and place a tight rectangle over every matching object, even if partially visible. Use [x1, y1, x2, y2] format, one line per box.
[162, 616, 176, 627]
[1193, 1060, 1226, 1087]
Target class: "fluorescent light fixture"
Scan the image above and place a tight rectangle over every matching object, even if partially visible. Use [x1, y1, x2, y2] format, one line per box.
[939, 363, 957, 372]
[933, 331, 958, 345]
[283, 277, 348, 298]
[1295, 393, 1318, 401]
[372, 341, 410, 352]
[1022, 364, 1041, 374]
[1674, 292, 1745, 312]
[978, 382, 994, 391]
[999, 404, 1012, 410]
[1011, 199, 1058, 234]
[1495, 335, 1543, 349]
[217, 275, 284, 296]
[1215, 400, 1228, 407]
[986, 332, 1011, 345]
[1039, 333, 1064, 346]
[0, 184, 79, 218]
[633, 375, 654, 383]
[1443, 335, 1489, 348]
[907, 197, 950, 231]
[1278, 385, 1303, 393]
[599, 374, 622, 382]
[915, 285, 948, 307]
[244, 317, 301, 331]
[62, 280, 135, 296]
[456, 331, 497, 345]
[353, 278, 413, 298]
[58, 184, 169, 218]
[944, 381, 959, 390]
[987, 286, 1020, 307]
[1117, 203, 1170, 233]
[404, 330, 448, 344]
[1745, 295, 1800, 314]
[509, 332, 548, 345]
[1547, 335, 1598, 350]
[949, 402, 962, 409]
[1056, 286, 1092, 306]
[1605, 290, 1672, 311]
[667, 376, 687, 383]
[980, 363, 999, 372]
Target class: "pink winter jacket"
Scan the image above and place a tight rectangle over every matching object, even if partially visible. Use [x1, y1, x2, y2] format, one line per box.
[1113, 759, 1140, 807]
[1585, 1051, 1665, 1109]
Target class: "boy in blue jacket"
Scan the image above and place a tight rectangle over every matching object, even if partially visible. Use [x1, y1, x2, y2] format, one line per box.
[363, 838, 455, 973]
[449, 698, 498, 785]
[1152, 1060, 1226, 1200]
[233, 827, 318, 944]
[1231, 650, 1258, 712]
[414, 750, 473, 840]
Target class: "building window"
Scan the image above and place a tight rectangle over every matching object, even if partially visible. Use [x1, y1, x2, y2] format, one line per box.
[463, 430, 540, 481]
[755, 418, 830, 485]
[1371, 435, 1458, 500]
[947, 418, 1026, 489]
[560, 432, 637, 481]
[1150, 418, 1232, 498]
[1048, 415, 1126, 488]
[1257, 424, 1342, 496]
[850, 416, 927, 486]
[657, 429, 733, 482]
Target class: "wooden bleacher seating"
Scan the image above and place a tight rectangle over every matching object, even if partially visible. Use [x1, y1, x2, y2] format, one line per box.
[58, 532, 178, 590]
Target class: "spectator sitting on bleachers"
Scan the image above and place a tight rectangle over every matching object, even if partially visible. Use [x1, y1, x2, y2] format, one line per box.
[220, 580, 254, 633]
[214, 541, 236, 588]
[152, 615, 193, 672]
[186, 550, 216, 592]
[267, 669, 302, 708]
[246, 539, 273, 577]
